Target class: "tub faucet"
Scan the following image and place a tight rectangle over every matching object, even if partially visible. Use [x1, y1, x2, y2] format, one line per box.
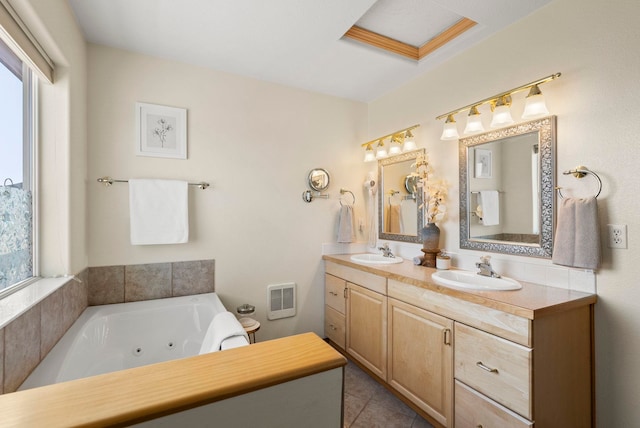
[378, 243, 395, 258]
[476, 255, 501, 278]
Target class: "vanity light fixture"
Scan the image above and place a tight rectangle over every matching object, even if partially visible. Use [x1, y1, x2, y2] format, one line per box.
[522, 84, 550, 118]
[436, 72, 561, 140]
[360, 125, 420, 162]
[375, 139, 388, 159]
[440, 115, 460, 140]
[363, 143, 376, 162]
[490, 96, 514, 128]
[463, 105, 485, 134]
[388, 135, 403, 155]
[402, 129, 417, 151]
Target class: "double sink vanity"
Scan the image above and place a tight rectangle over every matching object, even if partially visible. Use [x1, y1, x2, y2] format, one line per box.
[323, 254, 596, 428]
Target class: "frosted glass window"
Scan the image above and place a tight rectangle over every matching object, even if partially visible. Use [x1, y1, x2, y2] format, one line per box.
[0, 37, 34, 292]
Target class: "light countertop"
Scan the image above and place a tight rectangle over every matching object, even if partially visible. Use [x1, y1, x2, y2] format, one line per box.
[324, 254, 597, 319]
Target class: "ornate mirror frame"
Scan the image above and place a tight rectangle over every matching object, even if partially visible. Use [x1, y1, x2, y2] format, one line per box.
[459, 116, 556, 258]
[378, 149, 425, 244]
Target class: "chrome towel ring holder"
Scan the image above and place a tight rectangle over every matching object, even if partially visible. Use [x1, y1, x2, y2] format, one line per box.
[339, 188, 355, 206]
[556, 166, 602, 199]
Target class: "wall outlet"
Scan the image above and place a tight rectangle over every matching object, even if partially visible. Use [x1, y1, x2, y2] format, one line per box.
[608, 224, 628, 249]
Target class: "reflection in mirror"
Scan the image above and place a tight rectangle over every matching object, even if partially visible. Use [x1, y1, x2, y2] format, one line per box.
[459, 116, 556, 258]
[308, 168, 330, 192]
[378, 149, 424, 243]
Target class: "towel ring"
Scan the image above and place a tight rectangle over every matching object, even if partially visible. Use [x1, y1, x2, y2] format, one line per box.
[556, 166, 602, 199]
[339, 188, 355, 206]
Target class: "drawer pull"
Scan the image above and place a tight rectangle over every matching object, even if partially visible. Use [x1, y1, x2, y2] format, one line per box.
[476, 361, 499, 374]
[328, 324, 337, 331]
[328, 291, 338, 296]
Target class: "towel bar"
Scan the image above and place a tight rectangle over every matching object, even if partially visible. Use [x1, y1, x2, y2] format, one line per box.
[97, 176, 210, 190]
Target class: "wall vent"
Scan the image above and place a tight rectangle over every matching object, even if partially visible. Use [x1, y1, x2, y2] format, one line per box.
[267, 282, 296, 320]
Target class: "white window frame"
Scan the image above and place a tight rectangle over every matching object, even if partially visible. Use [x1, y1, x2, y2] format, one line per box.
[0, 64, 38, 299]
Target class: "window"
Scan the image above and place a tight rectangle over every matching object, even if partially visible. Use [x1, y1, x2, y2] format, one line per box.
[0, 36, 36, 294]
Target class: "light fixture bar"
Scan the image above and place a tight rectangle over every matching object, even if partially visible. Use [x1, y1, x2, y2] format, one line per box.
[360, 124, 420, 148]
[435, 73, 561, 121]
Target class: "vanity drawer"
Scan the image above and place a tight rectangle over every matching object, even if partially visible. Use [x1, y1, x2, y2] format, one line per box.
[455, 322, 532, 419]
[325, 262, 387, 295]
[325, 305, 346, 349]
[325, 274, 346, 314]
[455, 380, 533, 428]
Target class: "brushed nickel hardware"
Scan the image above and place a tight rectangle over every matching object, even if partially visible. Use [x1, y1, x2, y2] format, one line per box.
[97, 176, 210, 190]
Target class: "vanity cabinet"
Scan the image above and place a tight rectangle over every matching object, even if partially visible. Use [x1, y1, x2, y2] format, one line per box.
[324, 256, 595, 428]
[388, 298, 453, 427]
[325, 262, 387, 379]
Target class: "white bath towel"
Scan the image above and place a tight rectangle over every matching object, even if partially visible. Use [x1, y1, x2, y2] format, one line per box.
[552, 197, 601, 270]
[129, 179, 189, 245]
[199, 311, 249, 354]
[479, 190, 500, 226]
[337, 204, 355, 243]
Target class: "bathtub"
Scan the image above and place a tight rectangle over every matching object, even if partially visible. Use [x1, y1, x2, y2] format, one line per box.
[19, 293, 248, 390]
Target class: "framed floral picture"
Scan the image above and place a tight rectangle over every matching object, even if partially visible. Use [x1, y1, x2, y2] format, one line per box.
[474, 148, 492, 179]
[135, 102, 187, 159]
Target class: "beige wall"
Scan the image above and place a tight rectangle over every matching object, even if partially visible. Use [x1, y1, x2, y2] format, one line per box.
[369, 0, 640, 425]
[86, 44, 369, 340]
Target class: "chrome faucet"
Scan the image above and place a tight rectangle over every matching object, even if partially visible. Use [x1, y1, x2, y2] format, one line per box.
[378, 243, 395, 258]
[476, 255, 501, 278]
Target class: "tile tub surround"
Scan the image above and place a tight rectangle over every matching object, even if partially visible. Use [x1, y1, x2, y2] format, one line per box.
[88, 259, 215, 305]
[0, 271, 88, 394]
[0, 259, 213, 395]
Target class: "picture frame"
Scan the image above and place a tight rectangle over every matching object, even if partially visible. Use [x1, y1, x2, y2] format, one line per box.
[136, 102, 187, 159]
[474, 148, 492, 179]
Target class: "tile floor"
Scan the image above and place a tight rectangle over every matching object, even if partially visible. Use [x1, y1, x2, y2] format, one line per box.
[343, 359, 435, 428]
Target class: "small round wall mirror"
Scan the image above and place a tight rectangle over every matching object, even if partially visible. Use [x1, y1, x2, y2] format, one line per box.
[404, 175, 419, 195]
[308, 168, 330, 192]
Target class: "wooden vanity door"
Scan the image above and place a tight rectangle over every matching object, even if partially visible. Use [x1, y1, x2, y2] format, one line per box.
[387, 298, 453, 427]
[346, 282, 387, 380]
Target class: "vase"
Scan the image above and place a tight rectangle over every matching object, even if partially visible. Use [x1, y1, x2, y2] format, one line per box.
[421, 222, 441, 250]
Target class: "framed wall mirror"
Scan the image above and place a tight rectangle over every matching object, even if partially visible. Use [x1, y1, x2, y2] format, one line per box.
[459, 116, 556, 258]
[378, 149, 424, 243]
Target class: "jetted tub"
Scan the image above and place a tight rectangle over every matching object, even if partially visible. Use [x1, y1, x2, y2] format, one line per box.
[20, 292, 248, 390]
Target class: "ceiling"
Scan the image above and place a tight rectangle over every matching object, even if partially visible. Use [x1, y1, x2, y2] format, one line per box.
[68, 0, 552, 102]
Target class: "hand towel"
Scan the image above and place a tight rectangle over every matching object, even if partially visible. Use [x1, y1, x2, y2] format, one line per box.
[552, 197, 601, 270]
[199, 311, 250, 354]
[387, 204, 402, 233]
[337, 204, 355, 243]
[129, 179, 189, 245]
[479, 190, 500, 226]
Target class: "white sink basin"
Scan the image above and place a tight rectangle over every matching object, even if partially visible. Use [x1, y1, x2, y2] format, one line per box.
[431, 270, 522, 291]
[350, 254, 404, 264]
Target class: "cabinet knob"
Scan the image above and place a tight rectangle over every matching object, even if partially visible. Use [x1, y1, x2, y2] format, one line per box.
[329, 324, 337, 331]
[476, 361, 499, 374]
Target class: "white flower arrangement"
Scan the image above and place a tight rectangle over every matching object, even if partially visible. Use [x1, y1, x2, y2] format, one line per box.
[411, 152, 448, 224]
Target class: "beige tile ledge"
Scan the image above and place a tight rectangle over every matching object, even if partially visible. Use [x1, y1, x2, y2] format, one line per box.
[0, 277, 75, 330]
